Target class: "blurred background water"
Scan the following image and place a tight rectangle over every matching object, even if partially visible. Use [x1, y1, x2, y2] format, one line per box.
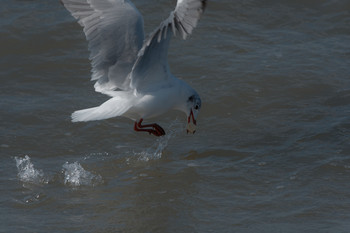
[1, 0, 350, 232]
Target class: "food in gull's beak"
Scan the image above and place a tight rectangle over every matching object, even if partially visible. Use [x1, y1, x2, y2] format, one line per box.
[186, 121, 197, 134]
[187, 109, 197, 134]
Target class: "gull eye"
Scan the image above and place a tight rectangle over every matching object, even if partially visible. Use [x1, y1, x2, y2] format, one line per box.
[188, 95, 195, 102]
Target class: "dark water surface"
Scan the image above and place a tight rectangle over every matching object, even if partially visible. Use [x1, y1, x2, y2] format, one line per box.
[1, 0, 350, 232]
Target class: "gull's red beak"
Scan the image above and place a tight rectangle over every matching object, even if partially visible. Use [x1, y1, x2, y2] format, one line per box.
[186, 109, 197, 134]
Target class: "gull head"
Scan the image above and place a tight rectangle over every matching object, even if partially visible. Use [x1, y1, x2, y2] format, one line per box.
[185, 93, 201, 134]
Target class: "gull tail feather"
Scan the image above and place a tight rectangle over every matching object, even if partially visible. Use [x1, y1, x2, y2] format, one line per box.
[71, 96, 133, 122]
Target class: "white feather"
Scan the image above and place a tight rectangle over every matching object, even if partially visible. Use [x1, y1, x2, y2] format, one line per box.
[71, 93, 135, 122]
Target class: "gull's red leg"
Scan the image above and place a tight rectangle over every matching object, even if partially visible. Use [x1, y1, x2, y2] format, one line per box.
[134, 118, 165, 136]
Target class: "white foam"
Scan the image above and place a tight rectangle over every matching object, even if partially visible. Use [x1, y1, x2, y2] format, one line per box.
[15, 155, 47, 185]
[62, 161, 103, 187]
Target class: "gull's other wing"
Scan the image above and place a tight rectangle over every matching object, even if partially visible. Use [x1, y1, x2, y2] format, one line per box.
[129, 0, 207, 92]
[61, 0, 145, 93]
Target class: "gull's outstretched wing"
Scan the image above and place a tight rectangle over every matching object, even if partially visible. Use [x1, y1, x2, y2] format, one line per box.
[61, 0, 144, 93]
[129, 0, 207, 92]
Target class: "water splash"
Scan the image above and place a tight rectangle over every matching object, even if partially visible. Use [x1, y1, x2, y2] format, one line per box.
[14, 155, 47, 185]
[135, 119, 184, 162]
[137, 133, 173, 161]
[62, 161, 103, 187]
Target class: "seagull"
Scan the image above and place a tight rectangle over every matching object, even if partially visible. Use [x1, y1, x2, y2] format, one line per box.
[61, 0, 206, 136]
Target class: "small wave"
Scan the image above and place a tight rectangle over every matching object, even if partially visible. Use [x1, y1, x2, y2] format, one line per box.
[15, 155, 48, 185]
[62, 161, 103, 187]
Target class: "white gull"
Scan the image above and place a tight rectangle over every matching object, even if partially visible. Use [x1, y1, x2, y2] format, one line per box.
[61, 0, 206, 136]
